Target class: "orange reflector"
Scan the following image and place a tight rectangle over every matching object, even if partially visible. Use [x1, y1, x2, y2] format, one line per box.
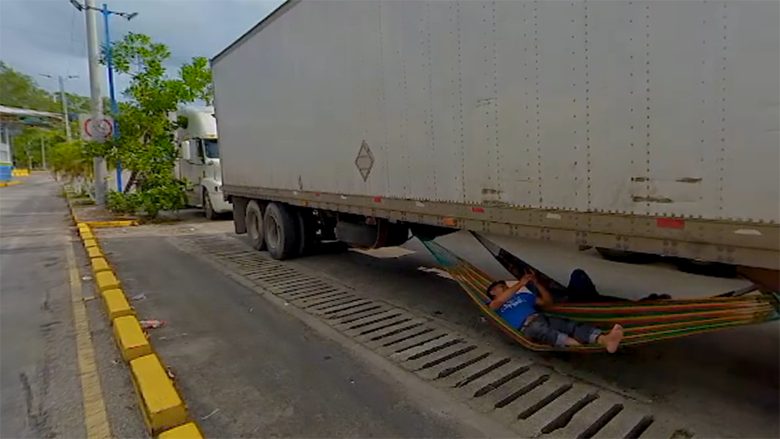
[657, 218, 685, 229]
[443, 218, 458, 227]
[472, 207, 485, 213]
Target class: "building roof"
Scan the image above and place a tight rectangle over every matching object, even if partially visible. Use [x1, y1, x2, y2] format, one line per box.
[0, 105, 63, 119]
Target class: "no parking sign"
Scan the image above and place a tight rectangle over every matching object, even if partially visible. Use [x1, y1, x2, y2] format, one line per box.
[79, 114, 114, 142]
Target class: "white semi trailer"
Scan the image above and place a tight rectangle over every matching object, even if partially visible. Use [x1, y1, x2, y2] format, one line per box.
[211, 0, 779, 291]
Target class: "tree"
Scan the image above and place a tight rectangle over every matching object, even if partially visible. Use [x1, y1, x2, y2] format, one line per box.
[0, 62, 59, 112]
[49, 139, 93, 184]
[60, 92, 92, 115]
[1, 61, 93, 171]
[91, 33, 213, 218]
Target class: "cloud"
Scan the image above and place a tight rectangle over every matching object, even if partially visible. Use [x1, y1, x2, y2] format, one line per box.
[0, 0, 281, 99]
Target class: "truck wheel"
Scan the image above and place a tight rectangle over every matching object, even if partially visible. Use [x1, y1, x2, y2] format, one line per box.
[264, 202, 299, 260]
[204, 189, 218, 220]
[246, 200, 266, 251]
[296, 208, 316, 257]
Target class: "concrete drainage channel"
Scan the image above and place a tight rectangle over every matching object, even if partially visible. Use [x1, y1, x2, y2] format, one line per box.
[179, 234, 695, 439]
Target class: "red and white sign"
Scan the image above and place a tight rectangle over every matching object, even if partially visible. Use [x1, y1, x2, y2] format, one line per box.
[79, 114, 114, 142]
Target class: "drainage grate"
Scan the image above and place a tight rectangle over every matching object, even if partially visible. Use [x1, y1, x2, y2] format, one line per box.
[177, 234, 694, 439]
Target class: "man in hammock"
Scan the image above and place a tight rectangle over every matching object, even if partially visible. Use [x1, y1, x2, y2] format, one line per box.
[487, 269, 624, 352]
[498, 252, 671, 303]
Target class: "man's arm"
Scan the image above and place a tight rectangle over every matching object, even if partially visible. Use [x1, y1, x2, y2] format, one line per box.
[532, 273, 554, 307]
[489, 274, 532, 310]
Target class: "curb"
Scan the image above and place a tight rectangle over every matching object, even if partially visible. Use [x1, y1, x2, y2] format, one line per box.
[63, 186, 140, 227]
[88, 220, 139, 228]
[70, 212, 203, 438]
[0, 180, 21, 187]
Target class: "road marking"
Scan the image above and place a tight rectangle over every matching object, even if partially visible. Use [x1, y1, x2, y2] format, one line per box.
[67, 241, 112, 439]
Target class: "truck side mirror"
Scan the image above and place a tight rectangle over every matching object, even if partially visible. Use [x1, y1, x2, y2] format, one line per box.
[181, 140, 192, 160]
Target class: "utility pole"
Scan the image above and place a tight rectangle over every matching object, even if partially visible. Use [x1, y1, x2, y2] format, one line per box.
[40, 74, 78, 141]
[71, 0, 137, 197]
[41, 136, 46, 169]
[86, 0, 108, 204]
[59, 76, 72, 141]
[71, 0, 108, 203]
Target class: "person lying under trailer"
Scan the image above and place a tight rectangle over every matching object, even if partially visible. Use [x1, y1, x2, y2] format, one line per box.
[501, 262, 672, 303]
[487, 268, 624, 352]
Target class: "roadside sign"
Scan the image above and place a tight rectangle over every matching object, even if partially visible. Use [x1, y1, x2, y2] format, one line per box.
[79, 114, 114, 142]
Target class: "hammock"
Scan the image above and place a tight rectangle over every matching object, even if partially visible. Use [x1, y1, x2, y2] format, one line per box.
[417, 232, 780, 352]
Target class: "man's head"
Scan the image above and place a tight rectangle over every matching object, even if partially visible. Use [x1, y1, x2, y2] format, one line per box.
[486, 280, 508, 298]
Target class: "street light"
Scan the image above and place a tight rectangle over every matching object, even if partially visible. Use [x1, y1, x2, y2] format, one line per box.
[40, 73, 79, 141]
[70, 0, 138, 192]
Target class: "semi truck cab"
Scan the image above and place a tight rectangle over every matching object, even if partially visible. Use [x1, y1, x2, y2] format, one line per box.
[175, 107, 232, 219]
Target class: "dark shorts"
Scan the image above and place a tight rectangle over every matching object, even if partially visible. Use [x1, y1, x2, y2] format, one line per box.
[520, 314, 601, 347]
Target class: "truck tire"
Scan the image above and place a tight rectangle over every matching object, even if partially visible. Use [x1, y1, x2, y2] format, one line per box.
[246, 200, 266, 251]
[296, 208, 316, 257]
[203, 189, 218, 220]
[264, 202, 299, 260]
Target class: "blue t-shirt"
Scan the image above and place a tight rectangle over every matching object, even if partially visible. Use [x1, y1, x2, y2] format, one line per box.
[496, 288, 537, 329]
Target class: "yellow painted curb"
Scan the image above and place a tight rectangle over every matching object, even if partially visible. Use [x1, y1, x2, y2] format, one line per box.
[95, 270, 120, 292]
[91, 257, 111, 275]
[158, 422, 203, 439]
[130, 354, 188, 434]
[87, 246, 103, 259]
[63, 183, 202, 438]
[0, 180, 21, 187]
[102, 289, 134, 320]
[113, 316, 152, 361]
[87, 220, 139, 228]
[83, 238, 99, 249]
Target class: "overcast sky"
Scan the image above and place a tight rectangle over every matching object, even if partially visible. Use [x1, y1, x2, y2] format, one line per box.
[0, 0, 282, 98]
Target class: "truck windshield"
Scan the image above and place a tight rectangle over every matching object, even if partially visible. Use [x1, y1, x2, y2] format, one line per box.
[202, 138, 219, 159]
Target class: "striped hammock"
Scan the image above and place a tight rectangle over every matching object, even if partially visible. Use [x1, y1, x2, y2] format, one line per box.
[417, 232, 780, 352]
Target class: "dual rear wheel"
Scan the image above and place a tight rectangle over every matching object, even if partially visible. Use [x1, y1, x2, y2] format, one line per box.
[245, 200, 314, 260]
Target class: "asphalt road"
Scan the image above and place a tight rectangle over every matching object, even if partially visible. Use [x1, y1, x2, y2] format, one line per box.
[7, 175, 774, 438]
[99, 211, 778, 438]
[0, 175, 147, 439]
[99, 230, 513, 438]
[294, 232, 780, 438]
[0, 175, 86, 438]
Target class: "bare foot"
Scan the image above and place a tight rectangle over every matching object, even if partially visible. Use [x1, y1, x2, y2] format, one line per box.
[604, 324, 624, 353]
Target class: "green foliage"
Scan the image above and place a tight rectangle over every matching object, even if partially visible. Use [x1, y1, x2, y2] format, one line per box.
[11, 127, 66, 169]
[106, 180, 186, 218]
[106, 190, 140, 214]
[1, 61, 92, 176]
[0, 61, 91, 119]
[0, 62, 59, 112]
[95, 33, 213, 218]
[49, 139, 93, 182]
[61, 92, 92, 114]
[179, 57, 213, 105]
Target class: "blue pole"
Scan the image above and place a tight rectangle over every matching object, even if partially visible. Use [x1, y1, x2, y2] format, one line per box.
[103, 3, 122, 192]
